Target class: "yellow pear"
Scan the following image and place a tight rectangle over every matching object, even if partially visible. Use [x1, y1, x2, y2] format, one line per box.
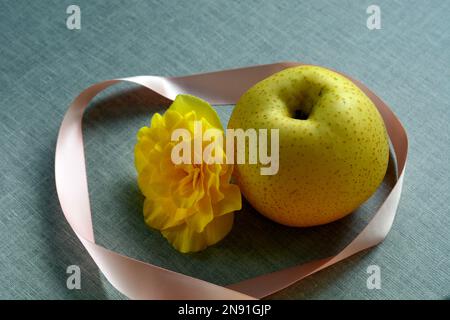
[228, 65, 389, 226]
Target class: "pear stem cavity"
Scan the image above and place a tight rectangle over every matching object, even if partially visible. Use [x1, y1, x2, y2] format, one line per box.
[294, 109, 309, 120]
[291, 86, 326, 121]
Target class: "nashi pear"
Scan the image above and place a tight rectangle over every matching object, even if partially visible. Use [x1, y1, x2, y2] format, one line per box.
[228, 65, 389, 227]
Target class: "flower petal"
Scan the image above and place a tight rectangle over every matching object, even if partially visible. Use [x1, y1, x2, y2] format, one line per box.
[164, 110, 183, 130]
[143, 198, 186, 230]
[214, 184, 242, 217]
[161, 213, 234, 253]
[185, 196, 214, 233]
[169, 94, 223, 130]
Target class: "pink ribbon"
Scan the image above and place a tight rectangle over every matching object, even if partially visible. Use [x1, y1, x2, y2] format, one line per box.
[55, 62, 408, 299]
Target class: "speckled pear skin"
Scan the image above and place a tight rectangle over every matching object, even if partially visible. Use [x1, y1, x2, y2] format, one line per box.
[228, 65, 389, 227]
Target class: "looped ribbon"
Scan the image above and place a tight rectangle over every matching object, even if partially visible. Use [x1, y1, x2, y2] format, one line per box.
[55, 62, 408, 299]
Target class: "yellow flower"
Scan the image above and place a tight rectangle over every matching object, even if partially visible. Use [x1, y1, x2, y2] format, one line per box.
[134, 94, 242, 253]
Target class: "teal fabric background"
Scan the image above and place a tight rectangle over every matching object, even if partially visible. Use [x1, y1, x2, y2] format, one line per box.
[0, 0, 449, 299]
